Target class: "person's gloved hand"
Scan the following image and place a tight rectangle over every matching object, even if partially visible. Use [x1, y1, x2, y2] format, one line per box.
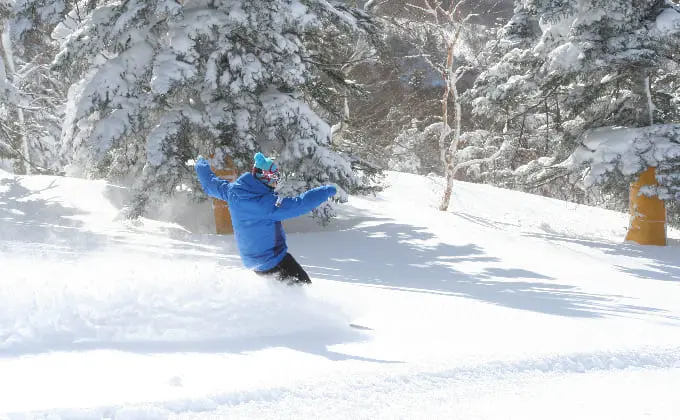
[194, 155, 210, 167]
[186, 155, 205, 167]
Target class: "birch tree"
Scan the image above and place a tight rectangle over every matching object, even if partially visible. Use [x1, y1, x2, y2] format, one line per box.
[398, 0, 492, 210]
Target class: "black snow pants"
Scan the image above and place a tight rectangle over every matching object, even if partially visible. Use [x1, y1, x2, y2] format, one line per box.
[255, 253, 311, 285]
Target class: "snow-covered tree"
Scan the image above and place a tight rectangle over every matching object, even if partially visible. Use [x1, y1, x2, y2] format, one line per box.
[466, 0, 680, 211]
[46, 0, 378, 220]
[538, 1, 680, 200]
[293, 0, 385, 204]
[464, 1, 547, 188]
[1, 1, 13, 169]
[0, 0, 26, 172]
[388, 119, 443, 174]
[0, 0, 67, 174]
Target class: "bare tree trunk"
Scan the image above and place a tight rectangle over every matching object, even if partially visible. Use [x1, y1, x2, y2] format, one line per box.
[644, 75, 653, 126]
[439, 34, 462, 211]
[439, 75, 462, 211]
[438, 43, 453, 167]
[1, 25, 30, 174]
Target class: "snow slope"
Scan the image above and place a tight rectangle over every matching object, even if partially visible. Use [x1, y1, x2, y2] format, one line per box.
[1, 169, 679, 419]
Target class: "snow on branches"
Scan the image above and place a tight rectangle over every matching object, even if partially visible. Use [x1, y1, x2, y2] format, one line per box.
[563, 124, 680, 199]
[42, 0, 376, 220]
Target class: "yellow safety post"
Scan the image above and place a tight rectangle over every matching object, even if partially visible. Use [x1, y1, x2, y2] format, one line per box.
[210, 155, 238, 234]
[625, 166, 666, 246]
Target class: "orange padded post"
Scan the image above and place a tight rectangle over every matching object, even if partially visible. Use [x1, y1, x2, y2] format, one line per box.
[625, 167, 666, 246]
[210, 155, 238, 234]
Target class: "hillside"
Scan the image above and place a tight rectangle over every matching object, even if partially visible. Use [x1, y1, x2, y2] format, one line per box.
[1, 169, 679, 419]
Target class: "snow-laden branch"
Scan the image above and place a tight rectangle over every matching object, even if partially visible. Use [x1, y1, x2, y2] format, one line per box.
[451, 144, 504, 178]
[560, 124, 680, 187]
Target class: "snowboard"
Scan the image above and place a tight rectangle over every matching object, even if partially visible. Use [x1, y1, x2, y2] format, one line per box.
[349, 322, 373, 331]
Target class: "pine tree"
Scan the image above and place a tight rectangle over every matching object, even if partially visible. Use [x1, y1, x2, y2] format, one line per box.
[46, 0, 378, 221]
[534, 0, 680, 204]
[468, 1, 542, 133]
[0, 0, 16, 170]
[0, 0, 26, 172]
[3, 0, 68, 174]
[464, 0, 548, 190]
[1, 0, 65, 173]
[466, 0, 680, 209]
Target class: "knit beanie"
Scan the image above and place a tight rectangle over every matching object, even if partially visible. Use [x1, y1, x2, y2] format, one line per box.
[253, 152, 277, 173]
[252, 152, 279, 186]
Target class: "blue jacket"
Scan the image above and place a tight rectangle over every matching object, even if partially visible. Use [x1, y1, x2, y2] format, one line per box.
[195, 158, 336, 271]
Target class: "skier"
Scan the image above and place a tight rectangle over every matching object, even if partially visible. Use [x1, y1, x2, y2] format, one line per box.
[194, 152, 337, 285]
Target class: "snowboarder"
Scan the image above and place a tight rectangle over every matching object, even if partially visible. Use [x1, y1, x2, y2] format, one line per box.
[194, 153, 337, 285]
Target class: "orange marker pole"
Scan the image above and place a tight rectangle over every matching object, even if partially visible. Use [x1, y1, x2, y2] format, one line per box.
[210, 155, 238, 234]
[625, 167, 666, 246]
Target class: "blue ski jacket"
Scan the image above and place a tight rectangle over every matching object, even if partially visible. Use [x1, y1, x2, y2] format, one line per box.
[195, 157, 336, 271]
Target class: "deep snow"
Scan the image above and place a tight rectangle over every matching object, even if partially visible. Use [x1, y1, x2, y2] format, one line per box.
[1, 169, 679, 419]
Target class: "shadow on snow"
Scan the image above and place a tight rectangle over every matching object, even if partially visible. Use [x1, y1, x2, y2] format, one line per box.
[0, 176, 241, 265]
[0, 176, 108, 258]
[295, 207, 676, 321]
[524, 231, 680, 283]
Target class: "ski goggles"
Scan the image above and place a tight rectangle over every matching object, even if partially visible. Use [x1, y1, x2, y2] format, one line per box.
[260, 168, 280, 183]
[254, 165, 280, 183]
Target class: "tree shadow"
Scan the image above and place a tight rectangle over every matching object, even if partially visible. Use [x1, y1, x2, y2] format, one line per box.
[524, 231, 680, 283]
[293, 216, 676, 320]
[0, 178, 238, 265]
[0, 177, 110, 258]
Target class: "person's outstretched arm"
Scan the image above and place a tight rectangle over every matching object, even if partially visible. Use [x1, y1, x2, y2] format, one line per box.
[268, 185, 337, 221]
[195, 157, 230, 202]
